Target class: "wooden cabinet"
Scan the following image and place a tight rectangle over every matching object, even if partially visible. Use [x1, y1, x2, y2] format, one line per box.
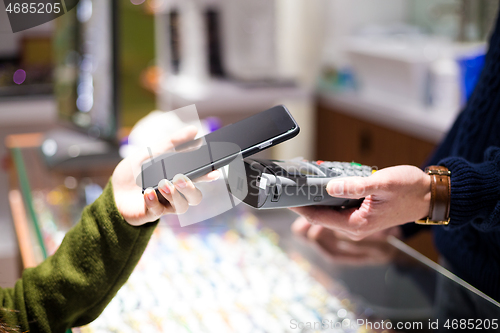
[316, 103, 436, 169]
[316, 101, 440, 262]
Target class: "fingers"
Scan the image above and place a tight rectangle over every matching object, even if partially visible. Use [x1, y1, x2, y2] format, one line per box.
[172, 174, 203, 206]
[156, 174, 203, 215]
[291, 215, 330, 243]
[326, 176, 377, 199]
[137, 126, 199, 164]
[306, 224, 327, 241]
[290, 206, 349, 228]
[295, 222, 373, 264]
[292, 217, 394, 265]
[290, 204, 397, 264]
[291, 214, 333, 245]
[289, 206, 368, 240]
[153, 126, 198, 156]
[291, 216, 312, 237]
[144, 188, 172, 220]
[170, 125, 198, 148]
[193, 170, 220, 183]
[145, 170, 209, 219]
[174, 137, 204, 153]
[157, 178, 188, 214]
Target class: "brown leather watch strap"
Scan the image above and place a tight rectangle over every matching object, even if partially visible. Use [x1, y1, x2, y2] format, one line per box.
[416, 165, 451, 225]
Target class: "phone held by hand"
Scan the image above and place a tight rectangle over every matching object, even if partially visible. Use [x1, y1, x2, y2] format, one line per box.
[140, 105, 300, 193]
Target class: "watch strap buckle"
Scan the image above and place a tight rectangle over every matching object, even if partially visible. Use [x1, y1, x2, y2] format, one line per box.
[415, 217, 450, 225]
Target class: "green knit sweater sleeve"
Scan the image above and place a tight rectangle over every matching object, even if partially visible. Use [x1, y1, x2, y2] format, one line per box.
[2, 180, 158, 333]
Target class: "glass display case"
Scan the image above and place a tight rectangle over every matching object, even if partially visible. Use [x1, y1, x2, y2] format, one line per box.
[8, 138, 500, 333]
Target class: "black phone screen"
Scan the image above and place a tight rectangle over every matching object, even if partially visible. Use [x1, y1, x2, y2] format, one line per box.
[202, 105, 297, 154]
[141, 105, 298, 190]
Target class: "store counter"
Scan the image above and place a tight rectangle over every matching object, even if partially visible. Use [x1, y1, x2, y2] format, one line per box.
[7, 134, 500, 333]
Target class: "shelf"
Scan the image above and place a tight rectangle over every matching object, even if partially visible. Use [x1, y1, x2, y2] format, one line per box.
[160, 78, 313, 116]
[0, 96, 56, 126]
[318, 90, 458, 144]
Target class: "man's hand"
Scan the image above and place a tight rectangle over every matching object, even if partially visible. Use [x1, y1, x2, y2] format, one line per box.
[112, 126, 219, 226]
[292, 215, 400, 265]
[290, 165, 431, 240]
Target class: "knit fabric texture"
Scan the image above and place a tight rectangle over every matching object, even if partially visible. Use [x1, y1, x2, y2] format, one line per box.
[0, 180, 158, 333]
[405, 12, 500, 301]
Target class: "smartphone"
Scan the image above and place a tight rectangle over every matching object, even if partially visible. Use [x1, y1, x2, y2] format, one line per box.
[141, 105, 299, 192]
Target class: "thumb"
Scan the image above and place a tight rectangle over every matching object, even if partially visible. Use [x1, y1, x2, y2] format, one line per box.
[326, 176, 378, 199]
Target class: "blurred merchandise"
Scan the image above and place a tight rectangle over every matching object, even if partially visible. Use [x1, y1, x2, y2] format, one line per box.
[177, 0, 210, 84]
[203, 116, 222, 132]
[119, 106, 221, 159]
[28, 178, 362, 333]
[166, 8, 181, 75]
[53, 0, 118, 141]
[457, 51, 486, 101]
[411, 0, 499, 42]
[163, 3, 224, 78]
[320, 0, 409, 71]
[156, 0, 325, 89]
[317, 1, 495, 121]
[31, 179, 102, 256]
[345, 31, 486, 113]
[40, 128, 121, 171]
[0, 36, 53, 97]
[206, 8, 225, 77]
[346, 33, 441, 109]
[155, 0, 215, 102]
[221, 0, 277, 81]
[38, 0, 122, 171]
[78, 211, 360, 333]
[140, 65, 164, 93]
[154, 0, 319, 161]
[223, 0, 325, 86]
[318, 67, 357, 93]
[11, 131, 500, 332]
[429, 55, 461, 113]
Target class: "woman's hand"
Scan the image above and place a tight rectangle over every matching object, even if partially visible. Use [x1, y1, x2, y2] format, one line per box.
[290, 165, 431, 240]
[111, 126, 219, 226]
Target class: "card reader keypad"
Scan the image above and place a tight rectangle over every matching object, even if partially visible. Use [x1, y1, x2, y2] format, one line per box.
[315, 161, 374, 178]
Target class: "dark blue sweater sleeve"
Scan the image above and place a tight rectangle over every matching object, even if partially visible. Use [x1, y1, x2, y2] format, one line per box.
[438, 146, 500, 232]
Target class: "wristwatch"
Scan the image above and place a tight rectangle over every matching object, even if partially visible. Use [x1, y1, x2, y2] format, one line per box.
[415, 165, 451, 225]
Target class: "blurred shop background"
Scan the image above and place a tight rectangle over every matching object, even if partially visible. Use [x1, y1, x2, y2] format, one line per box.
[0, 0, 498, 330]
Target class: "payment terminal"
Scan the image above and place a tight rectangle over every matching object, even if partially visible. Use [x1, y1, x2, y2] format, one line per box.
[228, 158, 377, 209]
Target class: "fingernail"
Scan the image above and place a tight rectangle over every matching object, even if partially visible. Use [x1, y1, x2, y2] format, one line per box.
[146, 188, 155, 201]
[210, 171, 220, 181]
[174, 176, 188, 189]
[159, 179, 171, 194]
[327, 180, 344, 196]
